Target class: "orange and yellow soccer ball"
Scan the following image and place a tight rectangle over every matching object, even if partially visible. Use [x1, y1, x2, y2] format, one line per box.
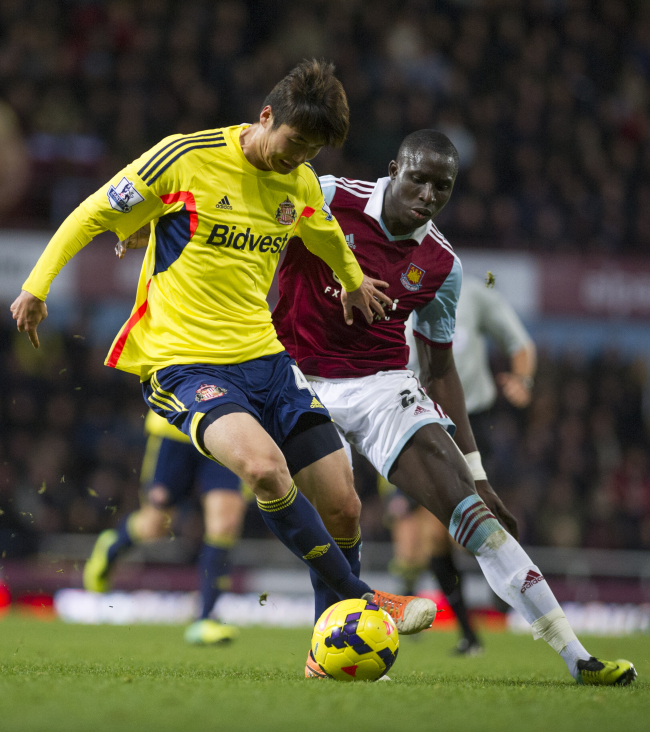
[311, 598, 399, 681]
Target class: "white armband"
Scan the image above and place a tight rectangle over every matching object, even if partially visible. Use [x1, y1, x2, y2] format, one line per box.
[464, 451, 487, 482]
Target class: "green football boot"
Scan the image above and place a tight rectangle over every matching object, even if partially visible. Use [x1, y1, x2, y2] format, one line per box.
[577, 657, 637, 686]
[184, 619, 239, 645]
[83, 529, 119, 593]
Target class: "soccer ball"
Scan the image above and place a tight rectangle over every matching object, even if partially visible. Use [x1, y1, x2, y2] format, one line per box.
[311, 598, 399, 681]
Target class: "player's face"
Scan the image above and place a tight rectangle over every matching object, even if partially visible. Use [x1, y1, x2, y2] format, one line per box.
[259, 107, 325, 174]
[386, 150, 457, 232]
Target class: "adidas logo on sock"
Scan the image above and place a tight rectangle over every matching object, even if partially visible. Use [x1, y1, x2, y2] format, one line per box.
[521, 569, 545, 594]
[414, 405, 430, 416]
[215, 195, 233, 210]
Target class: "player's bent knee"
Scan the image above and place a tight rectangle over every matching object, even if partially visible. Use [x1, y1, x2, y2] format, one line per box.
[244, 459, 290, 495]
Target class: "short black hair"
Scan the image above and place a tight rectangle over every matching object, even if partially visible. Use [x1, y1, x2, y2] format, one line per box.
[262, 59, 349, 148]
[397, 130, 459, 170]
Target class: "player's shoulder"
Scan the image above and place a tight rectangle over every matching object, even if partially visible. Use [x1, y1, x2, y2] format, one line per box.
[423, 220, 460, 266]
[136, 127, 229, 186]
[321, 176, 376, 200]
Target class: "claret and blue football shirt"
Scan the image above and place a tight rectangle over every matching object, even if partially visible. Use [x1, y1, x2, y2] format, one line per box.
[22, 125, 363, 380]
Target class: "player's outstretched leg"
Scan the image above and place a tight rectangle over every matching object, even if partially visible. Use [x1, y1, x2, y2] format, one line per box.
[456, 499, 636, 685]
[389, 424, 636, 685]
[293, 450, 364, 622]
[204, 413, 436, 636]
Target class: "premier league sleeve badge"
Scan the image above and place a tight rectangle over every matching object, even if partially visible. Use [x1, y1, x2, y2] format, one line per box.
[107, 177, 145, 213]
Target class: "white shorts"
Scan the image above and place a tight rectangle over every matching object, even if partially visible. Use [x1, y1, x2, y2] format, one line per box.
[307, 370, 455, 479]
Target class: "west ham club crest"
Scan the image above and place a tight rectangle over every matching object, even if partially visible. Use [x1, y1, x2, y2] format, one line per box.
[400, 263, 426, 291]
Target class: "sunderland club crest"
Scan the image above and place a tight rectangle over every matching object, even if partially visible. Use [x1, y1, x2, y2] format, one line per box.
[275, 197, 297, 225]
[195, 384, 228, 402]
[400, 263, 426, 291]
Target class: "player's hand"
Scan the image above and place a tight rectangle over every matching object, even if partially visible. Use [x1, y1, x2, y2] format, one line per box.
[341, 275, 392, 325]
[115, 225, 150, 259]
[474, 479, 519, 541]
[10, 290, 48, 349]
[496, 372, 532, 408]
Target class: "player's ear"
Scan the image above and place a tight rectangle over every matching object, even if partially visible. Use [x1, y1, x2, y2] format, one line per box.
[260, 106, 273, 129]
[388, 160, 398, 179]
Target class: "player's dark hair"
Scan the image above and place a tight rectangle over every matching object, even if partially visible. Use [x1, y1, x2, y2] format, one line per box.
[397, 130, 459, 170]
[263, 59, 349, 148]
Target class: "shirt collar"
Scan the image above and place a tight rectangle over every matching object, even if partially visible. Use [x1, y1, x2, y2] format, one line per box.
[364, 176, 429, 244]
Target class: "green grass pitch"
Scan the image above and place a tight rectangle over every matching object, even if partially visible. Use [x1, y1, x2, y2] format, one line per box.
[1, 616, 648, 732]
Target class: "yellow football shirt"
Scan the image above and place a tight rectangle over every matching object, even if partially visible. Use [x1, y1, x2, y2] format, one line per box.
[22, 124, 363, 380]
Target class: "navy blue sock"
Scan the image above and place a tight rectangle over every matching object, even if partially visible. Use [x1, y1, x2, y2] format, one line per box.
[258, 483, 371, 600]
[107, 514, 136, 564]
[198, 539, 232, 620]
[310, 530, 362, 622]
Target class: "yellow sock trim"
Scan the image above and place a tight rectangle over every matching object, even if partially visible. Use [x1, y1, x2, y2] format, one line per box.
[203, 534, 237, 549]
[334, 528, 361, 549]
[257, 481, 297, 513]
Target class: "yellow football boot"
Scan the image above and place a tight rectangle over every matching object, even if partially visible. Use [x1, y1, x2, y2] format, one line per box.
[184, 619, 239, 645]
[577, 657, 637, 686]
[82, 529, 119, 593]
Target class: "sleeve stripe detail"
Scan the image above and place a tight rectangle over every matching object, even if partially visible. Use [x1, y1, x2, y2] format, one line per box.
[428, 223, 458, 260]
[139, 134, 225, 183]
[336, 180, 374, 195]
[412, 330, 453, 349]
[145, 142, 227, 185]
[335, 182, 372, 199]
[339, 177, 375, 192]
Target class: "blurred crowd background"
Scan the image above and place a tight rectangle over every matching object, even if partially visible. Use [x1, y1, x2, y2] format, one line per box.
[0, 0, 649, 251]
[2, 321, 649, 555]
[1, 0, 650, 560]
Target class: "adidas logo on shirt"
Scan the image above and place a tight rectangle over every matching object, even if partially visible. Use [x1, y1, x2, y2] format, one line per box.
[520, 569, 545, 594]
[215, 195, 233, 210]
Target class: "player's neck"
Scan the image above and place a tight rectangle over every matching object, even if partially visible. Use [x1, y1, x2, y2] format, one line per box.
[381, 187, 416, 237]
[239, 124, 272, 171]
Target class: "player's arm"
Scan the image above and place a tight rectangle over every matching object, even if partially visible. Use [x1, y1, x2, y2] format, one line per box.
[478, 287, 537, 407]
[297, 174, 391, 324]
[11, 151, 167, 347]
[412, 260, 518, 538]
[417, 341, 518, 539]
[115, 224, 151, 259]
